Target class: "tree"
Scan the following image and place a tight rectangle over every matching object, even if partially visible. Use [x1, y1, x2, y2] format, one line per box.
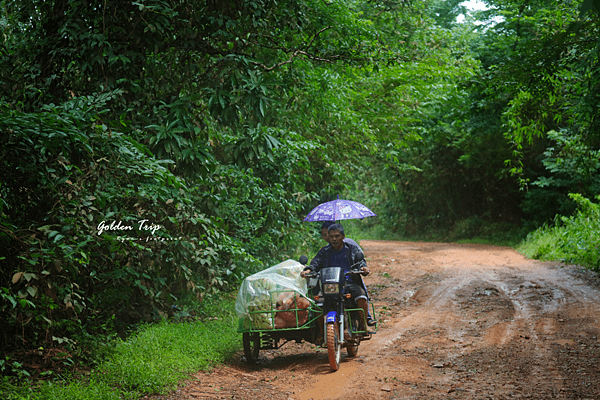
[483, 0, 600, 223]
[0, 0, 398, 355]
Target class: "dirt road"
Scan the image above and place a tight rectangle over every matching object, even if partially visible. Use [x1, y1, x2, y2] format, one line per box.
[163, 240, 600, 399]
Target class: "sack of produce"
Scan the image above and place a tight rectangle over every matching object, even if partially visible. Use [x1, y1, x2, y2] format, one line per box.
[236, 259, 311, 330]
[274, 292, 310, 328]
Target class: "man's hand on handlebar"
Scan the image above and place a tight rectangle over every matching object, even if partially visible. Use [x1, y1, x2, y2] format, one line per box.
[349, 266, 369, 276]
[300, 269, 312, 278]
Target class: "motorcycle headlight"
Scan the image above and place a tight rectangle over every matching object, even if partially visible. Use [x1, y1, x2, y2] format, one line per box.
[324, 283, 339, 294]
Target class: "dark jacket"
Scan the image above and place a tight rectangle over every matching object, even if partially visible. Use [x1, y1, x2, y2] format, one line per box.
[306, 241, 367, 287]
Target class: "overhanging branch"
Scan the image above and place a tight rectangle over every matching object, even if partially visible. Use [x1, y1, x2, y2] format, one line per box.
[249, 26, 349, 71]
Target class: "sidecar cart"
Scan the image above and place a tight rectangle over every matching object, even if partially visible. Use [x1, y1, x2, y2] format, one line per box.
[235, 259, 322, 363]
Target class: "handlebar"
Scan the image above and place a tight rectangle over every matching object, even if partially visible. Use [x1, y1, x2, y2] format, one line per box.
[302, 268, 368, 278]
[347, 268, 369, 276]
[300, 251, 368, 278]
[303, 270, 318, 279]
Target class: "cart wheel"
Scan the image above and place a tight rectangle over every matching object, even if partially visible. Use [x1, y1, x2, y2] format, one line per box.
[327, 322, 341, 371]
[243, 332, 260, 363]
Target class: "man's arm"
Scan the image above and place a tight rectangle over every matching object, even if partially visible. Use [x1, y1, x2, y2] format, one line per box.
[348, 242, 368, 273]
[301, 246, 328, 278]
[308, 245, 329, 272]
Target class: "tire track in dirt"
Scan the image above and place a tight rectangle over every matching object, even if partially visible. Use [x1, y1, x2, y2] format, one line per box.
[300, 241, 600, 399]
[158, 241, 600, 400]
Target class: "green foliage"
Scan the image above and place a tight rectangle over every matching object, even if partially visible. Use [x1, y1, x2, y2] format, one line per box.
[358, 18, 518, 236]
[426, 0, 468, 29]
[491, 0, 600, 223]
[535, 129, 600, 195]
[1, 0, 388, 380]
[0, 94, 254, 355]
[519, 193, 600, 269]
[2, 0, 600, 391]
[100, 317, 239, 395]
[1, 298, 240, 400]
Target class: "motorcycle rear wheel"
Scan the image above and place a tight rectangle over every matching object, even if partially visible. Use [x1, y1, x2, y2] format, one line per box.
[327, 322, 341, 371]
[347, 319, 360, 357]
[243, 332, 260, 363]
[347, 341, 359, 357]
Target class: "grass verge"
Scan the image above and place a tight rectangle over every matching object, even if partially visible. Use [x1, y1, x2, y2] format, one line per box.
[2, 296, 242, 400]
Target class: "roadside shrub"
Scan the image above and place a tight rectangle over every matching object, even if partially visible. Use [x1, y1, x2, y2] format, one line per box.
[519, 193, 600, 269]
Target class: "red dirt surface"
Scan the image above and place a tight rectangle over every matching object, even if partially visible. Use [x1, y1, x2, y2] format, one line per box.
[155, 240, 600, 400]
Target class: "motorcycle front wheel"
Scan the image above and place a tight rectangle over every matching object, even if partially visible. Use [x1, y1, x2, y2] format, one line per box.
[327, 322, 341, 371]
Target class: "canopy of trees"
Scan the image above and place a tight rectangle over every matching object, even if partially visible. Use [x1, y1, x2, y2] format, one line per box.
[1, 0, 598, 357]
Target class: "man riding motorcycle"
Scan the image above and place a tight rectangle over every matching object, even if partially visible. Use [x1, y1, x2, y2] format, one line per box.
[301, 223, 371, 334]
[318, 221, 376, 327]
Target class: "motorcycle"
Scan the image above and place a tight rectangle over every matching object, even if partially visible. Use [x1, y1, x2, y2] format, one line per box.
[237, 255, 376, 371]
[302, 252, 374, 370]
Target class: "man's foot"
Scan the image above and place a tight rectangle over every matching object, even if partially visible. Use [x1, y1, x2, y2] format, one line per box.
[367, 317, 377, 327]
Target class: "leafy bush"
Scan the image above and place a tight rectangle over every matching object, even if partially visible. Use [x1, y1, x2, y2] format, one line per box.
[0, 94, 255, 354]
[519, 193, 600, 269]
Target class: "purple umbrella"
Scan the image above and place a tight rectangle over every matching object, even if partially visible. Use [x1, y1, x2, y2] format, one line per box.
[303, 197, 377, 222]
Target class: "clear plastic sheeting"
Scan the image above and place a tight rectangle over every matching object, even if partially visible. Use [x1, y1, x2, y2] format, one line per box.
[235, 259, 309, 331]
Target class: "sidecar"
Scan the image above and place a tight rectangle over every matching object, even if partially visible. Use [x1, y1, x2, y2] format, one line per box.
[235, 259, 322, 363]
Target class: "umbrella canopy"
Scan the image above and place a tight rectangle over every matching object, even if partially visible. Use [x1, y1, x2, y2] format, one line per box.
[303, 198, 377, 222]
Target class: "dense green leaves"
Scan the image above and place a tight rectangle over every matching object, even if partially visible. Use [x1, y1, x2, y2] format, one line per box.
[2, 0, 600, 384]
[483, 0, 600, 224]
[0, 95, 255, 351]
[0, 0, 384, 361]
